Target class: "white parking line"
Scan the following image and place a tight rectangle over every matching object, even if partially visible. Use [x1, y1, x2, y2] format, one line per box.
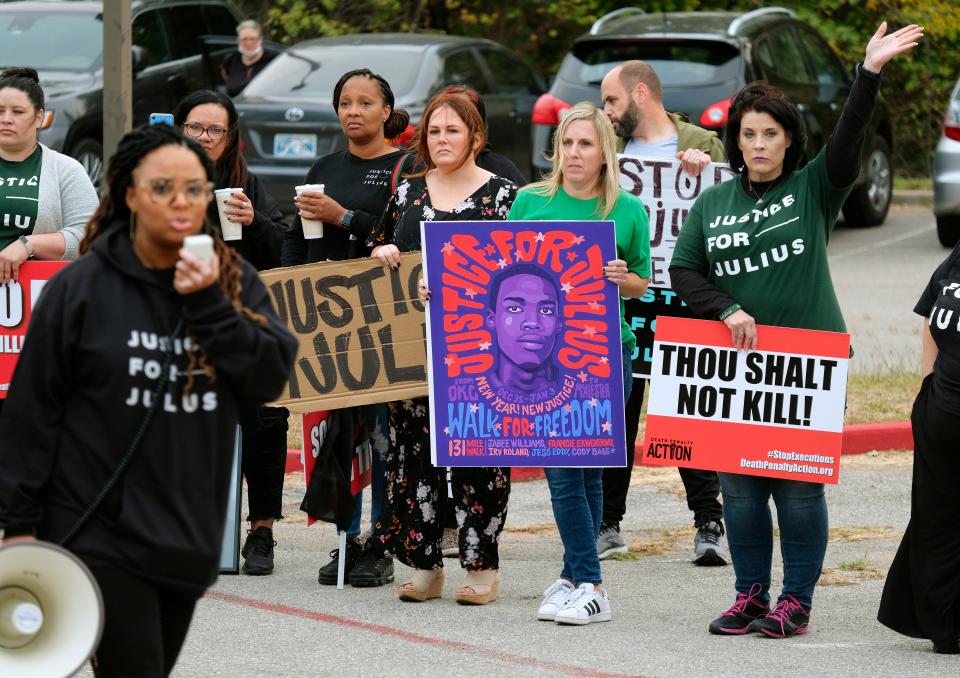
[829, 225, 931, 263]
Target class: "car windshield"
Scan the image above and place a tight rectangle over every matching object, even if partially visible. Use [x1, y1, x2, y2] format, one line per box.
[561, 39, 740, 87]
[0, 12, 102, 72]
[242, 46, 423, 102]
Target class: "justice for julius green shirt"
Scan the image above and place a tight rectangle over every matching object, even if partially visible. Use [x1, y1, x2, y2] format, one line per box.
[0, 146, 41, 251]
[670, 148, 851, 333]
[508, 186, 651, 351]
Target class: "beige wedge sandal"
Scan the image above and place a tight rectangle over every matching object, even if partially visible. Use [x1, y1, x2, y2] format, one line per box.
[398, 568, 444, 602]
[454, 569, 500, 605]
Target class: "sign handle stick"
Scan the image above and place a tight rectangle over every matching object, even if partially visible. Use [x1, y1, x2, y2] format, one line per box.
[337, 530, 347, 590]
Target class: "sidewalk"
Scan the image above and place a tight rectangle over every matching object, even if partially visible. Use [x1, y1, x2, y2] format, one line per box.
[146, 449, 939, 678]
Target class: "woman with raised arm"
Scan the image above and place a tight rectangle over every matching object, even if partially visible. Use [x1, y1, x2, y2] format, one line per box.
[668, 23, 924, 639]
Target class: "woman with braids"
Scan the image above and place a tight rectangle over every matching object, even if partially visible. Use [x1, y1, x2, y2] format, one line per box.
[173, 90, 289, 576]
[0, 124, 296, 676]
[282, 68, 410, 589]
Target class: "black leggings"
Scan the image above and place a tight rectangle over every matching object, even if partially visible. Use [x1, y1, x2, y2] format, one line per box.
[239, 405, 289, 522]
[90, 567, 199, 677]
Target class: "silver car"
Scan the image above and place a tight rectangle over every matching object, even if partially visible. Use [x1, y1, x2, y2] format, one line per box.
[935, 75, 960, 247]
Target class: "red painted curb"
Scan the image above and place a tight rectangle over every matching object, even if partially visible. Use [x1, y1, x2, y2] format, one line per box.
[285, 421, 913, 480]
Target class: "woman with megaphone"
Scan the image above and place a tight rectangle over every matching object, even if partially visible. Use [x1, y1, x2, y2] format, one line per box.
[0, 124, 296, 676]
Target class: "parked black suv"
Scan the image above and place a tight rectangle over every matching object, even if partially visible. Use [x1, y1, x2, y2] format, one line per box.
[0, 0, 243, 190]
[235, 33, 545, 213]
[532, 7, 895, 226]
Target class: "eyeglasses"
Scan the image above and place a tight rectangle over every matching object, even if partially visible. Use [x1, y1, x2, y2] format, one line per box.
[182, 122, 229, 141]
[134, 178, 214, 205]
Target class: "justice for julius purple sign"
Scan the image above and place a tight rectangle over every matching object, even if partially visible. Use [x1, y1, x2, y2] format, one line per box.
[421, 220, 626, 468]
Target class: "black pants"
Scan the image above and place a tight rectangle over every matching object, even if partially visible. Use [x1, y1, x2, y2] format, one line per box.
[879, 375, 960, 645]
[602, 377, 724, 527]
[90, 567, 198, 677]
[239, 406, 289, 522]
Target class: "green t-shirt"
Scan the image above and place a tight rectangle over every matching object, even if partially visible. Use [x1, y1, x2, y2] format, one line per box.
[507, 186, 651, 351]
[0, 145, 41, 251]
[670, 148, 851, 333]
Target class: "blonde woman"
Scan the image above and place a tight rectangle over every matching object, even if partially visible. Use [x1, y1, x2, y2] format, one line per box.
[507, 102, 650, 625]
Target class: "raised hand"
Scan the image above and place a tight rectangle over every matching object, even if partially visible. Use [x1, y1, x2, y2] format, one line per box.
[864, 22, 924, 73]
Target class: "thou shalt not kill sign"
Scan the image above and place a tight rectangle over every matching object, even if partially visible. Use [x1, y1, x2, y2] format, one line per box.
[260, 252, 427, 413]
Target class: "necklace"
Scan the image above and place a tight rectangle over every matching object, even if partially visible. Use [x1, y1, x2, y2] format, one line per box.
[747, 176, 773, 205]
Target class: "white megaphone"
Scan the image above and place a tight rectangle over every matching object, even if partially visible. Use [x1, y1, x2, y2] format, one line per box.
[0, 541, 103, 678]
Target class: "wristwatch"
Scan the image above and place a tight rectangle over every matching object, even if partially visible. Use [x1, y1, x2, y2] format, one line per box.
[340, 210, 355, 228]
[18, 235, 33, 259]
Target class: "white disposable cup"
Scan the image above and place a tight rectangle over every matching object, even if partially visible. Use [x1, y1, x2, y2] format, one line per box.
[295, 184, 325, 239]
[214, 188, 243, 241]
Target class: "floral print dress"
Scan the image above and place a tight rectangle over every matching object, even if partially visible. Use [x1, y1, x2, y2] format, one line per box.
[368, 174, 518, 572]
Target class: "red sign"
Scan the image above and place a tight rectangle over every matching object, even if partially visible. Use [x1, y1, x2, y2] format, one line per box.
[301, 410, 372, 527]
[0, 261, 70, 398]
[642, 317, 850, 484]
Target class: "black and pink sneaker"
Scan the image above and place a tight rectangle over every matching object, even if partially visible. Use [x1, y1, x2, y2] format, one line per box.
[751, 595, 810, 638]
[708, 583, 770, 635]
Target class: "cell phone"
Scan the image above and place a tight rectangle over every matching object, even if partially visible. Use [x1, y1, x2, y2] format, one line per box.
[149, 113, 174, 126]
[183, 234, 214, 263]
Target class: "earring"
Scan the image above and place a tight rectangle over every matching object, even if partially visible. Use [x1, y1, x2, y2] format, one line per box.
[129, 211, 138, 240]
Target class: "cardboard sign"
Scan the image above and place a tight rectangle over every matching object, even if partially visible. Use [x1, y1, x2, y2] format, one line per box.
[421, 220, 626, 468]
[301, 410, 372, 527]
[260, 254, 427, 412]
[643, 317, 850, 483]
[618, 156, 736, 289]
[0, 261, 70, 398]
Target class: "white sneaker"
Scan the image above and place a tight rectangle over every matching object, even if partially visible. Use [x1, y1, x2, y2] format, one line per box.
[536, 579, 575, 621]
[554, 583, 612, 625]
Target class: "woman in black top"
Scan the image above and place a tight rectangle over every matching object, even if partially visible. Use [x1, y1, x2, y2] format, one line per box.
[879, 243, 960, 654]
[368, 91, 517, 605]
[282, 69, 410, 588]
[173, 90, 288, 576]
[282, 68, 410, 265]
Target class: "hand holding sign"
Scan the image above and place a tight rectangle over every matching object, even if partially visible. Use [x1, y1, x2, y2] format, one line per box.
[724, 309, 757, 351]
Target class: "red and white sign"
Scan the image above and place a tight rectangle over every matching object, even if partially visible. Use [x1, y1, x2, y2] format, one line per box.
[642, 317, 850, 484]
[0, 261, 70, 398]
[301, 410, 372, 526]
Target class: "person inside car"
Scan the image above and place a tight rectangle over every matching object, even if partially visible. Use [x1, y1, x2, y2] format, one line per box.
[220, 20, 280, 97]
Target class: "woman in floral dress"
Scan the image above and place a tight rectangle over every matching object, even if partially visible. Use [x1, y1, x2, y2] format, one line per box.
[367, 91, 517, 605]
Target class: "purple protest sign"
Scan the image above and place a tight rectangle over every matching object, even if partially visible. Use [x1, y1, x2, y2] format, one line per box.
[421, 220, 626, 468]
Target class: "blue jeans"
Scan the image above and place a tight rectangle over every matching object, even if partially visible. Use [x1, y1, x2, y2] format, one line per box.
[348, 404, 389, 539]
[719, 473, 828, 610]
[546, 344, 634, 585]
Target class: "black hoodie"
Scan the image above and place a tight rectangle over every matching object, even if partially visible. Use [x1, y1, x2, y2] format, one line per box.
[0, 225, 296, 595]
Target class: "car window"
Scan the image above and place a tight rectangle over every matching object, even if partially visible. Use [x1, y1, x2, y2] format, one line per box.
[0, 11, 102, 72]
[795, 28, 845, 86]
[766, 28, 813, 84]
[480, 48, 541, 96]
[561, 40, 740, 87]
[202, 4, 238, 35]
[753, 39, 776, 80]
[132, 10, 171, 68]
[167, 5, 207, 60]
[443, 50, 491, 94]
[242, 46, 423, 102]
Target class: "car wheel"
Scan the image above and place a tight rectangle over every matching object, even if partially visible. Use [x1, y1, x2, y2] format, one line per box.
[842, 136, 892, 227]
[70, 138, 104, 194]
[937, 215, 960, 248]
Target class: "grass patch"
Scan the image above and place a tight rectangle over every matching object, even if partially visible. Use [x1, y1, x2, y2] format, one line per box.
[818, 568, 857, 587]
[845, 371, 919, 425]
[503, 522, 557, 535]
[894, 176, 932, 191]
[842, 450, 913, 467]
[838, 558, 870, 571]
[626, 527, 695, 557]
[828, 525, 898, 542]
